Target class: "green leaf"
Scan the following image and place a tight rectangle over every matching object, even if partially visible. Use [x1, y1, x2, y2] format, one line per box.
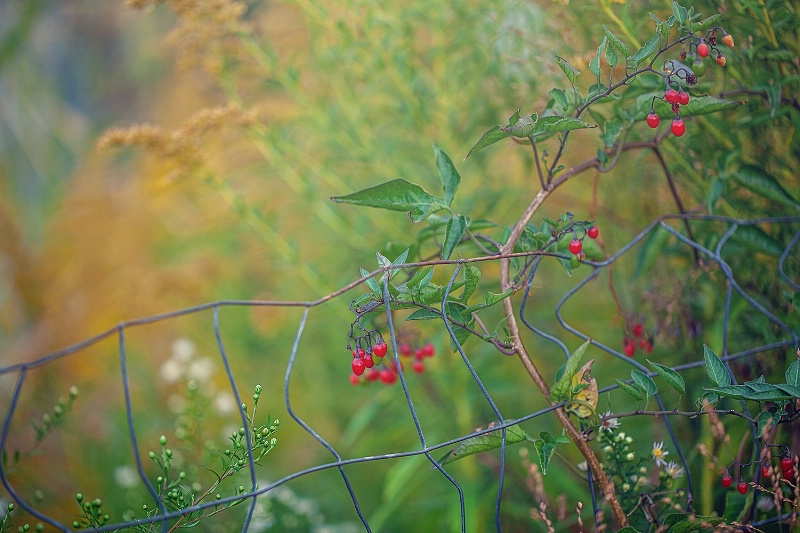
[464, 125, 508, 159]
[601, 118, 622, 147]
[407, 266, 434, 291]
[332, 179, 446, 221]
[406, 308, 439, 321]
[730, 225, 784, 257]
[433, 144, 461, 207]
[441, 215, 467, 260]
[554, 54, 580, 86]
[589, 36, 607, 78]
[722, 489, 752, 524]
[629, 35, 659, 64]
[461, 288, 514, 315]
[774, 383, 800, 398]
[757, 411, 776, 436]
[670, 515, 725, 533]
[604, 26, 630, 57]
[693, 13, 723, 31]
[459, 264, 481, 303]
[501, 113, 537, 137]
[633, 224, 671, 279]
[605, 41, 618, 68]
[549, 88, 568, 110]
[383, 455, 424, 501]
[361, 267, 380, 295]
[732, 168, 800, 210]
[377, 249, 409, 281]
[786, 359, 800, 387]
[631, 370, 658, 398]
[614, 379, 645, 401]
[614, 528, 643, 533]
[662, 513, 690, 528]
[534, 439, 556, 475]
[438, 421, 530, 465]
[671, 1, 688, 25]
[702, 385, 751, 401]
[647, 360, 685, 395]
[550, 340, 592, 403]
[703, 345, 731, 387]
[533, 116, 596, 136]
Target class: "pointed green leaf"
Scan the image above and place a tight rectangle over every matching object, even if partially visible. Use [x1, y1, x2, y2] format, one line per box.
[670, 515, 725, 533]
[461, 288, 514, 315]
[377, 249, 409, 281]
[693, 13, 723, 31]
[360, 267, 380, 295]
[702, 385, 750, 401]
[464, 125, 509, 159]
[501, 113, 537, 137]
[614, 379, 645, 401]
[703, 345, 731, 387]
[533, 116, 596, 136]
[534, 439, 556, 475]
[629, 35, 660, 64]
[434, 144, 461, 207]
[550, 340, 592, 402]
[631, 370, 658, 398]
[786, 359, 800, 388]
[633, 225, 671, 279]
[549, 88, 568, 110]
[438, 422, 530, 465]
[441, 215, 467, 260]
[589, 36, 607, 77]
[407, 266, 434, 290]
[671, 1, 688, 25]
[406, 308, 439, 321]
[554, 55, 580, 85]
[647, 360, 685, 394]
[722, 489, 752, 524]
[757, 411, 776, 436]
[732, 168, 800, 210]
[604, 26, 630, 57]
[605, 40, 618, 68]
[775, 383, 800, 398]
[731, 225, 784, 257]
[459, 264, 481, 303]
[332, 179, 446, 220]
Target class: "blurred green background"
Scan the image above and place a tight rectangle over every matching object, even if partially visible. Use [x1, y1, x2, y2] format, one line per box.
[1, 0, 798, 531]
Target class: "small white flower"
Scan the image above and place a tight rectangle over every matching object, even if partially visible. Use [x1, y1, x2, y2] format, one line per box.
[214, 392, 237, 415]
[625, 452, 635, 461]
[160, 358, 183, 383]
[187, 357, 214, 383]
[665, 461, 685, 478]
[172, 338, 196, 362]
[576, 461, 588, 472]
[114, 465, 139, 488]
[651, 441, 669, 467]
[600, 411, 621, 433]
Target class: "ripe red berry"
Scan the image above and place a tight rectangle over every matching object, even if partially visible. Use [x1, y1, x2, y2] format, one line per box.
[646, 112, 660, 129]
[678, 91, 689, 106]
[632, 323, 644, 337]
[781, 457, 794, 477]
[697, 41, 710, 58]
[762, 464, 772, 478]
[412, 361, 424, 373]
[399, 343, 412, 356]
[587, 226, 599, 239]
[379, 369, 397, 384]
[373, 342, 388, 358]
[623, 339, 636, 357]
[737, 481, 748, 494]
[664, 88, 679, 103]
[721, 473, 733, 488]
[353, 348, 365, 359]
[716, 54, 726, 67]
[671, 118, 686, 137]
[422, 343, 435, 357]
[638, 339, 653, 354]
[367, 369, 380, 382]
[349, 373, 360, 385]
[722, 33, 734, 48]
[569, 239, 582, 255]
[351, 358, 366, 376]
[363, 354, 375, 368]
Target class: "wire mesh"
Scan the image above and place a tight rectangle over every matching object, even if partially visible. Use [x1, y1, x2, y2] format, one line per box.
[0, 213, 799, 532]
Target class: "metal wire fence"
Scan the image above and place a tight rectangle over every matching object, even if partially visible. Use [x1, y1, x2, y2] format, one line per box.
[1, 213, 799, 532]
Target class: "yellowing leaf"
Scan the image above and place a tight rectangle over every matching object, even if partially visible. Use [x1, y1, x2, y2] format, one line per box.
[565, 359, 598, 419]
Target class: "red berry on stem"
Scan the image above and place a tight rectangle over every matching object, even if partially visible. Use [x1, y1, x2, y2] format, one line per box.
[413, 361, 424, 373]
[722, 33, 734, 48]
[762, 464, 772, 478]
[363, 354, 375, 368]
[697, 41, 710, 58]
[721, 473, 733, 488]
[664, 88, 679, 103]
[351, 358, 366, 376]
[737, 481, 748, 495]
[399, 343, 412, 356]
[716, 54, 726, 67]
[569, 239, 582, 255]
[373, 342, 388, 358]
[646, 112, 660, 129]
[422, 343, 435, 357]
[623, 339, 636, 357]
[367, 369, 380, 382]
[678, 91, 689, 106]
[349, 373, 360, 385]
[353, 348, 366, 359]
[587, 226, 599, 239]
[380, 369, 397, 384]
[632, 323, 644, 337]
[671, 118, 686, 137]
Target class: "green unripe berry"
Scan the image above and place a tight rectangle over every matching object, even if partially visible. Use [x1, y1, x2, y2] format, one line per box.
[159, 435, 167, 446]
[73, 522, 81, 529]
[254, 384, 263, 394]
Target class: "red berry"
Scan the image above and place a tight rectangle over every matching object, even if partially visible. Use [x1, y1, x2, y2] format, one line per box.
[422, 343, 435, 357]
[415, 348, 425, 360]
[363, 354, 375, 368]
[716, 54, 726, 67]
[569, 239, 582, 255]
[781, 457, 793, 471]
[349, 373, 360, 385]
[638, 339, 653, 354]
[380, 369, 397, 384]
[373, 342, 388, 358]
[632, 323, 644, 337]
[399, 343, 412, 356]
[623, 339, 636, 357]
[587, 226, 599, 239]
[697, 41, 710, 58]
[762, 464, 772, 478]
[353, 348, 365, 359]
[412, 361, 424, 373]
[352, 358, 366, 376]
[721, 473, 733, 488]
[737, 481, 748, 495]
[646, 112, 660, 129]
[664, 88, 679, 103]
[671, 118, 686, 137]
[367, 369, 380, 382]
[678, 91, 689, 106]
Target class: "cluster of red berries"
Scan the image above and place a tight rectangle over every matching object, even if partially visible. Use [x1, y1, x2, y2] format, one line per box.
[568, 224, 599, 260]
[646, 27, 734, 137]
[721, 455, 795, 495]
[622, 322, 652, 357]
[399, 341, 436, 374]
[348, 335, 437, 386]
